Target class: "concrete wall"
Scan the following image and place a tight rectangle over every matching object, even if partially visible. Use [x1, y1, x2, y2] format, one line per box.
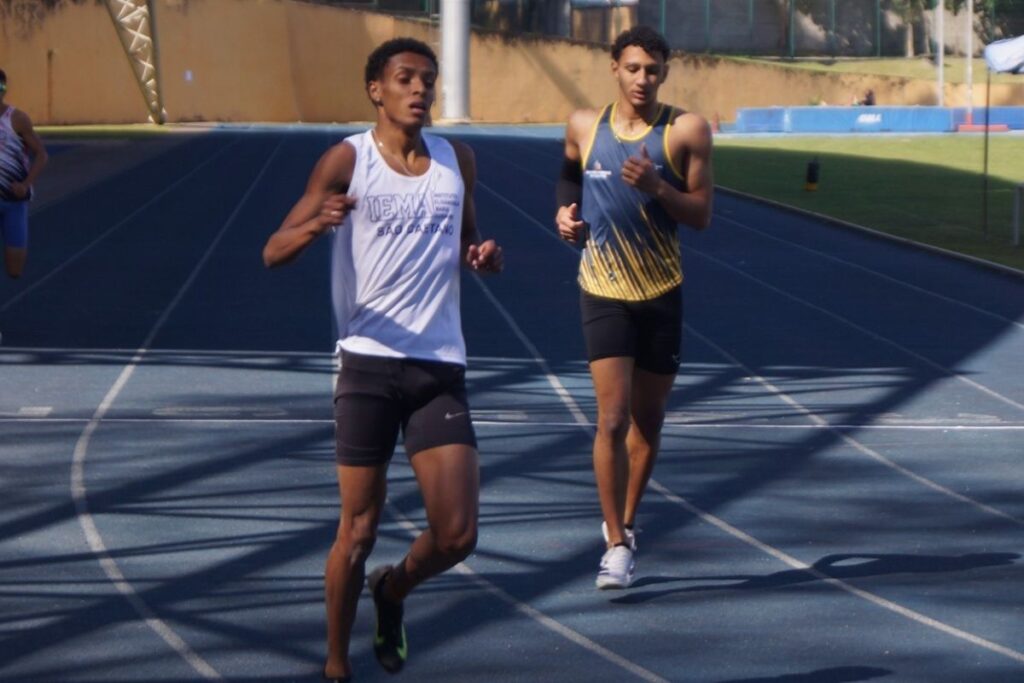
[154, 0, 414, 123]
[1, 0, 1021, 126]
[0, 1, 150, 124]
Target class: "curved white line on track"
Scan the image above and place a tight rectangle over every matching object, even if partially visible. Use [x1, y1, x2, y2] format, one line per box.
[477, 179, 1021, 523]
[386, 501, 669, 683]
[470, 269, 1024, 666]
[70, 139, 283, 680]
[2, 138, 241, 314]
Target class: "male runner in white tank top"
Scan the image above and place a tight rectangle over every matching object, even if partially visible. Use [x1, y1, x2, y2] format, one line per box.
[263, 39, 503, 683]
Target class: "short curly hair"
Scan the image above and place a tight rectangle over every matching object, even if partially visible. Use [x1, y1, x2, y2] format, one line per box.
[364, 38, 438, 85]
[611, 26, 670, 62]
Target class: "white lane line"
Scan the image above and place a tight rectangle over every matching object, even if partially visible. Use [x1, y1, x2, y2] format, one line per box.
[1, 138, 240, 314]
[687, 247, 1024, 413]
[646, 479, 1024, 664]
[716, 214, 1024, 333]
[0, 345, 334, 357]
[70, 138, 284, 680]
[17, 406, 53, 417]
[385, 502, 668, 683]
[477, 178, 1024, 523]
[685, 326, 1023, 526]
[473, 146, 1024, 409]
[5, 416, 1024, 431]
[477, 156, 1024, 413]
[469, 271, 1024, 666]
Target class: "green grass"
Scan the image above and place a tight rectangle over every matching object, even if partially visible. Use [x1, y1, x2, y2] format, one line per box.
[714, 135, 1024, 271]
[728, 56, 1022, 85]
[37, 124, 175, 138]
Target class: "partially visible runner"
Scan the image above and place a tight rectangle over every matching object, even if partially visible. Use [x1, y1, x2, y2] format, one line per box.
[0, 68, 48, 281]
[554, 26, 713, 589]
[263, 38, 503, 682]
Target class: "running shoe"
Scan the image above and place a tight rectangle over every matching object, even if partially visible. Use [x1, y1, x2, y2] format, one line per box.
[596, 545, 636, 589]
[601, 521, 637, 552]
[367, 565, 407, 673]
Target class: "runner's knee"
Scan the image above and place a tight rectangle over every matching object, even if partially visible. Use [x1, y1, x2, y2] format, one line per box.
[631, 409, 665, 439]
[336, 516, 378, 563]
[434, 521, 477, 561]
[596, 408, 631, 442]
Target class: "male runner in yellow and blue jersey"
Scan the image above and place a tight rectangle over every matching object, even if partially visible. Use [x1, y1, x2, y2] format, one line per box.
[555, 26, 713, 589]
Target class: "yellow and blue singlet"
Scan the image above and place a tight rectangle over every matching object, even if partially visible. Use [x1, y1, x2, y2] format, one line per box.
[578, 103, 686, 302]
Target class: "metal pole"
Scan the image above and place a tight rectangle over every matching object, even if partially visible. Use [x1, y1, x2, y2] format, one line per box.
[705, 0, 711, 52]
[146, 0, 165, 124]
[660, 0, 666, 38]
[876, 0, 882, 57]
[789, 0, 795, 59]
[1014, 184, 1023, 247]
[986, 0, 995, 43]
[828, 0, 836, 56]
[936, 0, 944, 106]
[440, 0, 469, 123]
[983, 69, 991, 234]
[966, 0, 974, 122]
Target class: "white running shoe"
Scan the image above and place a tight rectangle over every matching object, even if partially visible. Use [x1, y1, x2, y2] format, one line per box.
[596, 545, 636, 589]
[601, 521, 637, 552]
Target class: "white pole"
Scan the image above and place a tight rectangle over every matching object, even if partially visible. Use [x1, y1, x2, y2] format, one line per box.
[966, 0, 974, 120]
[1015, 184, 1023, 247]
[936, 0, 944, 106]
[441, 0, 470, 123]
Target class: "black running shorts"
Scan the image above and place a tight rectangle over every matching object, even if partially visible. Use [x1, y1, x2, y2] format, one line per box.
[580, 286, 683, 375]
[333, 351, 477, 466]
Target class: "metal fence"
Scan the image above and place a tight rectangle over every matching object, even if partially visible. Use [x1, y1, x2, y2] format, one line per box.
[640, 0, 1024, 57]
[317, 0, 1024, 58]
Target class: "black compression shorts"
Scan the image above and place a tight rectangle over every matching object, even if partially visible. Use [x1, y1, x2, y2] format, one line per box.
[580, 286, 683, 375]
[333, 351, 477, 466]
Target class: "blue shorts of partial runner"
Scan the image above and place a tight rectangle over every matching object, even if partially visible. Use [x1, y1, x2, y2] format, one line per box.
[0, 200, 29, 249]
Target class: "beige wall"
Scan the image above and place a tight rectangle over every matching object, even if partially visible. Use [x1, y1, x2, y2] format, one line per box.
[0, 1, 150, 124]
[2, 0, 1021, 126]
[154, 0, 419, 123]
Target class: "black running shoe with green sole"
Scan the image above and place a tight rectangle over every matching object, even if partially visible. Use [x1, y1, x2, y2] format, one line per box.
[367, 565, 407, 673]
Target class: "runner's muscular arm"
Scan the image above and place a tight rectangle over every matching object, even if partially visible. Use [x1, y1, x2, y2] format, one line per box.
[556, 108, 598, 243]
[263, 141, 356, 268]
[621, 111, 714, 231]
[10, 109, 47, 198]
[453, 140, 502, 273]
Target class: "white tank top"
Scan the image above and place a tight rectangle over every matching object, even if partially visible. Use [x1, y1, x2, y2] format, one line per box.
[332, 130, 467, 365]
[0, 107, 31, 201]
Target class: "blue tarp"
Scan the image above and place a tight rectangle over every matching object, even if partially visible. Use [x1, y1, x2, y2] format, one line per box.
[734, 106, 1024, 133]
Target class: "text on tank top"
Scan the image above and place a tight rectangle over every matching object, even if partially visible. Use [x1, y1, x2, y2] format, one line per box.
[579, 103, 686, 301]
[331, 131, 467, 365]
